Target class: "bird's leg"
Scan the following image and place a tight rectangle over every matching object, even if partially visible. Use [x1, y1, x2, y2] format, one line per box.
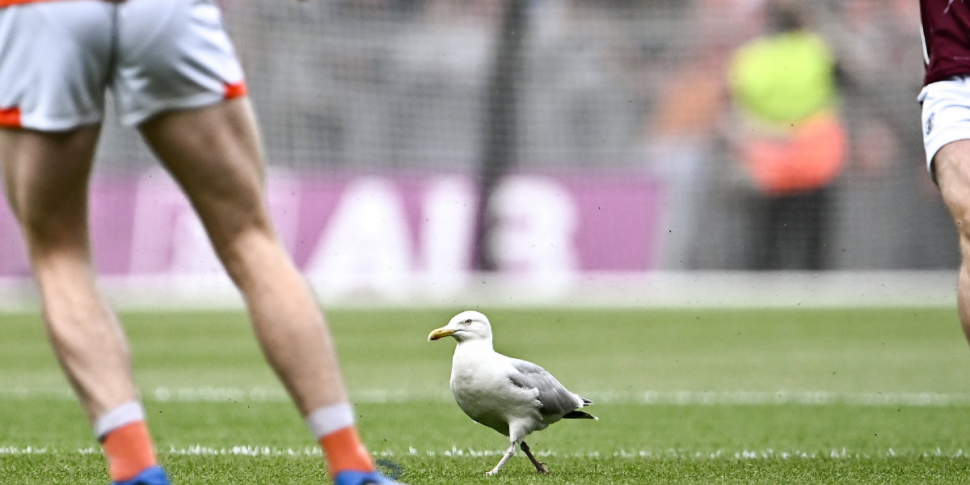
[520, 441, 550, 474]
[486, 441, 517, 476]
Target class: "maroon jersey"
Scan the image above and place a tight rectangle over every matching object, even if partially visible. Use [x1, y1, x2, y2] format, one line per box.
[922, 0, 970, 85]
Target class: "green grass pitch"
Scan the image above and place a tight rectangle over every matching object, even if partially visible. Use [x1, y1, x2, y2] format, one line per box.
[3, 307, 970, 483]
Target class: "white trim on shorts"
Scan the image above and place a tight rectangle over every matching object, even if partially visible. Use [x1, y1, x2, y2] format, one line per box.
[920, 75, 970, 174]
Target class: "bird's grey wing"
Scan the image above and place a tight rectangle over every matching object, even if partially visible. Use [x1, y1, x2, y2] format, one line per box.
[508, 359, 582, 415]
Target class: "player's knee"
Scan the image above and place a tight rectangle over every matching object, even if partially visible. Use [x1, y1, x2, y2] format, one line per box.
[213, 226, 282, 286]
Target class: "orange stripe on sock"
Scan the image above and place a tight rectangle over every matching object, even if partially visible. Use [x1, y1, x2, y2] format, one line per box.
[224, 81, 248, 100]
[319, 426, 374, 478]
[101, 422, 158, 482]
[0, 107, 21, 128]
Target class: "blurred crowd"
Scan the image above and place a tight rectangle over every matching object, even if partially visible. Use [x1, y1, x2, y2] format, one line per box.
[92, 0, 958, 271]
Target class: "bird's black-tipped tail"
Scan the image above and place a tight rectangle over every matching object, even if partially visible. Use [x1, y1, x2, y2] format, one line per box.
[562, 396, 597, 419]
[564, 396, 597, 420]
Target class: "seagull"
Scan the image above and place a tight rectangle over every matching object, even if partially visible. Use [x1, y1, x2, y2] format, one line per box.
[427, 310, 597, 475]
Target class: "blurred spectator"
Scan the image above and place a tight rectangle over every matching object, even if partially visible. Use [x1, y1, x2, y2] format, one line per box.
[727, 1, 847, 270]
[524, 0, 636, 166]
[390, 0, 499, 168]
[635, 0, 744, 269]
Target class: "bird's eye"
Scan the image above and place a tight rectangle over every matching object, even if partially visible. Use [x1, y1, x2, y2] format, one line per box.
[464, 319, 473, 324]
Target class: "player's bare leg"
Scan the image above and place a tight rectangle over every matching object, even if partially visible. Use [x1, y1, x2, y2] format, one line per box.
[139, 98, 348, 413]
[139, 98, 388, 482]
[0, 126, 139, 421]
[936, 139, 970, 345]
[0, 127, 164, 483]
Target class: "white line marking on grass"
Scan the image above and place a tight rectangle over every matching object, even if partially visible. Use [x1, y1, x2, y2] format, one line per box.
[402, 446, 970, 460]
[5, 387, 970, 407]
[2, 446, 969, 461]
[592, 390, 970, 407]
[0, 388, 75, 400]
[0, 446, 323, 457]
[0, 447, 49, 455]
[151, 387, 290, 402]
[164, 446, 323, 457]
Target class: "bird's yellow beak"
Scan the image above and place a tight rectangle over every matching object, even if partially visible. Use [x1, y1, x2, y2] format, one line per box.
[428, 327, 455, 341]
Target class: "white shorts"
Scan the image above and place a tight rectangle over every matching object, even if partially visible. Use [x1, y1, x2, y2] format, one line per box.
[920, 75, 970, 174]
[0, 0, 245, 131]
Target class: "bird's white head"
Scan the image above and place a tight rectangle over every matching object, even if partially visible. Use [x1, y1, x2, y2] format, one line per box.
[428, 310, 493, 343]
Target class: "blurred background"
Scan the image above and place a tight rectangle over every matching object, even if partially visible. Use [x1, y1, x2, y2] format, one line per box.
[2, 0, 954, 306]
